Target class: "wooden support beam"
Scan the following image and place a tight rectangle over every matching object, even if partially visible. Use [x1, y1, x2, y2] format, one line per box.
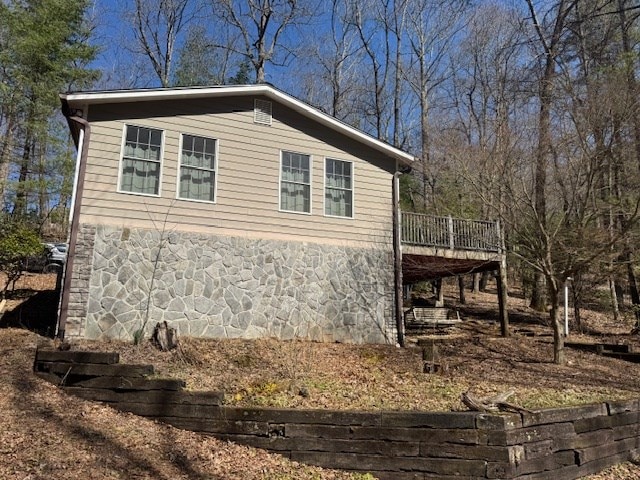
[496, 260, 509, 337]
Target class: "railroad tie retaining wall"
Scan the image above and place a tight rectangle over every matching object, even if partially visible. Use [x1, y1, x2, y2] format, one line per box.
[33, 349, 640, 480]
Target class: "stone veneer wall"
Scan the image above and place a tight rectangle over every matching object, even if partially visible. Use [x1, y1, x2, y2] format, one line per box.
[65, 224, 396, 344]
[64, 224, 97, 338]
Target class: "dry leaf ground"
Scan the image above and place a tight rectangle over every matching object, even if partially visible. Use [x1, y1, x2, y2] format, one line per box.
[2, 273, 640, 479]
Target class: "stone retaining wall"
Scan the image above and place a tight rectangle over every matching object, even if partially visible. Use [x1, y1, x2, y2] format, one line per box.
[34, 349, 640, 480]
[65, 224, 396, 344]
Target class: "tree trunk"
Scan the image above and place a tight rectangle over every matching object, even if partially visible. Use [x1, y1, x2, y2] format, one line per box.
[572, 272, 583, 332]
[615, 282, 624, 308]
[530, 272, 547, 311]
[472, 273, 480, 293]
[548, 278, 565, 365]
[609, 276, 620, 322]
[617, 0, 640, 174]
[12, 131, 32, 217]
[458, 275, 466, 304]
[0, 114, 15, 203]
[479, 271, 489, 292]
[38, 142, 48, 222]
[496, 265, 510, 337]
[627, 252, 640, 327]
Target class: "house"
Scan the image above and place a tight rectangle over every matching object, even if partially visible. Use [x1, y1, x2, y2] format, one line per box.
[58, 84, 415, 345]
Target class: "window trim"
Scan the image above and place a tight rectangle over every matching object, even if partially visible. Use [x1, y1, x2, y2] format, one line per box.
[116, 123, 164, 198]
[323, 157, 355, 219]
[278, 149, 313, 215]
[175, 133, 219, 204]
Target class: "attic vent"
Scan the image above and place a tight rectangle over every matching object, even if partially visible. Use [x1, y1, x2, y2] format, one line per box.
[254, 99, 272, 125]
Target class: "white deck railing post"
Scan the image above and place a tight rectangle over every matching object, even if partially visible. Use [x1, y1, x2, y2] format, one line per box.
[448, 216, 455, 250]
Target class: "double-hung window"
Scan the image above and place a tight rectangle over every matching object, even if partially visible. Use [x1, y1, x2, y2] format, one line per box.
[179, 134, 217, 202]
[280, 151, 311, 213]
[120, 125, 162, 195]
[325, 158, 353, 217]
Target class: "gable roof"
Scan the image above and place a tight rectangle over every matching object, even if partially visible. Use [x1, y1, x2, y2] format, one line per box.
[60, 84, 414, 166]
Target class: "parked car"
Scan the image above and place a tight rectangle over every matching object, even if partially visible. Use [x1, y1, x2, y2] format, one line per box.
[24, 242, 68, 273]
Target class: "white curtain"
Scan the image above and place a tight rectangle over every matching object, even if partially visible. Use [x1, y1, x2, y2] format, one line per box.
[121, 126, 161, 195]
[281, 152, 310, 212]
[325, 159, 352, 217]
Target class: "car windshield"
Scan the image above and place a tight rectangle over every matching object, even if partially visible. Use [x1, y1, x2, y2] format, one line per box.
[54, 243, 67, 253]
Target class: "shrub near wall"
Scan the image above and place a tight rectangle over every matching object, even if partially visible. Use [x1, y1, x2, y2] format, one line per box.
[34, 349, 640, 480]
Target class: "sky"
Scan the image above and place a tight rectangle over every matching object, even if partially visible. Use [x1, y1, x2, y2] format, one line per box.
[87, 0, 312, 91]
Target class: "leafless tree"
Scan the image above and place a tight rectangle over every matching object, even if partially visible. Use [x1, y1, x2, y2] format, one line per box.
[404, 0, 469, 213]
[212, 0, 315, 83]
[129, 0, 195, 87]
[294, 0, 363, 124]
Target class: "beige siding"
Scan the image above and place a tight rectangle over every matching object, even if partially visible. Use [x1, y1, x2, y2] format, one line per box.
[80, 96, 396, 248]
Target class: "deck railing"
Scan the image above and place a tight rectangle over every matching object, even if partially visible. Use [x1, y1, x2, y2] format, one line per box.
[401, 212, 501, 253]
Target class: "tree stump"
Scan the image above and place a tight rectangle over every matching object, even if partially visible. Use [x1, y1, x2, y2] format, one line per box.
[423, 344, 444, 374]
[152, 321, 179, 351]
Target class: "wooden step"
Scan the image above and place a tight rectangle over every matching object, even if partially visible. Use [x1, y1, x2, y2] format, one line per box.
[35, 349, 120, 364]
[35, 361, 154, 377]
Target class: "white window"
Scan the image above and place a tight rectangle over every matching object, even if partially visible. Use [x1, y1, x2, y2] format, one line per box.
[178, 134, 217, 202]
[119, 125, 162, 195]
[325, 158, 353, 218]
[280, 151, 311, 213]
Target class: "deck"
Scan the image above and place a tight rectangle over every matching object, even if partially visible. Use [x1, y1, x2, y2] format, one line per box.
[400, 212, 504, 283]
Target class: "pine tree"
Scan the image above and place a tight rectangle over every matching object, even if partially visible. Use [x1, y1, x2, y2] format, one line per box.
[0, 0, 98, 221]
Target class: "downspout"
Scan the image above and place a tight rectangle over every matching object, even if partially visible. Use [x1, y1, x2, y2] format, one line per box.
[393, 169, 405, 347]
[57, 108, 90, 339]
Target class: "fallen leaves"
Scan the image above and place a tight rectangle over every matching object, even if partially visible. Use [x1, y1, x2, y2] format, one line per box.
[0, 328, 363, 480]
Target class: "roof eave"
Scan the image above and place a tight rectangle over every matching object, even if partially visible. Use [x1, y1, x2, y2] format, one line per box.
[60, 85, 415, 166]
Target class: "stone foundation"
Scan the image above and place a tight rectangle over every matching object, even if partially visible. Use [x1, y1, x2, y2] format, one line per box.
[65, 224, 396, 344]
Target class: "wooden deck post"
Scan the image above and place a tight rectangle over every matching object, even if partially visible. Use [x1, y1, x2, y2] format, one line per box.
[393, 173, 405, 347]
[496, 221, 509, 336]
[496, 263, 509, 337]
